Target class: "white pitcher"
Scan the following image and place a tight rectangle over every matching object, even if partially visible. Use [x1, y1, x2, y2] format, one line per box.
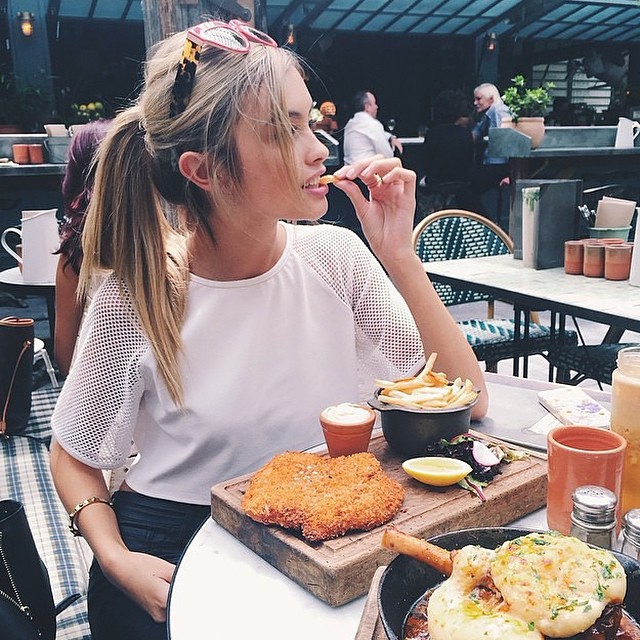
[614, 117, 640, 148]
[1, 209, 59, 284]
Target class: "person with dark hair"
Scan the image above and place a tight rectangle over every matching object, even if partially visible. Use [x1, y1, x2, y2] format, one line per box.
[54, 118, 114, 376]
[422, 89, 475, 186]
[418, 89, 483, 219]
[49, 20, 487, 640]
[343, 90, 402, 164]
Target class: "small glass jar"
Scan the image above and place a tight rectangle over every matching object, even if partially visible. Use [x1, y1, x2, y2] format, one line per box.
[583, 241, 605, 278]
[621, 509, 640, 559]
[611, 346, 640, 514]
[569, 485, 617, 549]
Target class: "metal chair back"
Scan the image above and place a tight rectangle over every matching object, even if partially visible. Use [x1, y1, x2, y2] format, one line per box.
[412, 209, 513, 308]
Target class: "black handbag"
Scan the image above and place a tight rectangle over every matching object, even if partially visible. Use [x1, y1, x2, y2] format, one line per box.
[0, 317, 34, 437]
[0, 500, 56, 640]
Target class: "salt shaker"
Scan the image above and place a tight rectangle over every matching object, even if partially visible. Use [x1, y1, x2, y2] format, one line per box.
[621, 509, 640, 559]
[569, 485, 617, 549]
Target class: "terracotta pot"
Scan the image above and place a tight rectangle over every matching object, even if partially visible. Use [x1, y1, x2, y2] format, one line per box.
[515, 116, 546, 148]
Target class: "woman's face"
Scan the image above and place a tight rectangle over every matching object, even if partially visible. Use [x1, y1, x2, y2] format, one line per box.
[233, 66, 330, 223]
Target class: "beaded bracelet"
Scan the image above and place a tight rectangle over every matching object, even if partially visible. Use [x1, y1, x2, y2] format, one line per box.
[68, 496, 114, 537]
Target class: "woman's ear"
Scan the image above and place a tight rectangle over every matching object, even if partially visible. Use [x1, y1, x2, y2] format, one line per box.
[178, 151, 211, 191]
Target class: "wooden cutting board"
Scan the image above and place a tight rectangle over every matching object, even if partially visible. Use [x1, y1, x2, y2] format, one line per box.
[210, 434, 547, 607]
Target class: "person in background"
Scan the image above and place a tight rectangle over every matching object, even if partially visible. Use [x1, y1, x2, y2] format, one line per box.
[546, 96, 571, 126]
[422, 89, 474, 188]
[315, 100, 338, 134]
[418, 89, 483, 220]
[54, 118, 113, 377]
[343, 90, 403, 164]
[49, 19, 487, 640]
[470, 82, 511, 195]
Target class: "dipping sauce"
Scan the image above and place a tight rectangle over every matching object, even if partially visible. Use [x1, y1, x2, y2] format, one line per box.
[321, 403, 372, 424]
[319, 403, 376, 457]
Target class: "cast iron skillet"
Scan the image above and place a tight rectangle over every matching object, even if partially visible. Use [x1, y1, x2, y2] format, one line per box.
[378, 527, 640, 640]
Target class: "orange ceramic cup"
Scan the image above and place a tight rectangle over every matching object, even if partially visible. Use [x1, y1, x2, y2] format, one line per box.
[27, 144, 44, 164]
[12, 143, 30, 164]
[547, 425, 626, 535]
[319, 403, 376, 457]
[564, 240, 584, 275]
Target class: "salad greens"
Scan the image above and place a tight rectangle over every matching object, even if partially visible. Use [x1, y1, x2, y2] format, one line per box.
[423, 435, 529, 502]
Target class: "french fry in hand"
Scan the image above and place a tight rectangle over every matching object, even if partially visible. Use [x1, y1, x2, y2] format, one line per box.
[381, 526, 453, 576]
[375, 353, 478, 410]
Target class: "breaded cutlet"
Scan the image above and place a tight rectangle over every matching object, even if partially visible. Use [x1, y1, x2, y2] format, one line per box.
[241, 451, 404, 541]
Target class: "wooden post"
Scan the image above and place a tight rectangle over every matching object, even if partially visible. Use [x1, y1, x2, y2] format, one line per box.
[141, 1, 257, 49]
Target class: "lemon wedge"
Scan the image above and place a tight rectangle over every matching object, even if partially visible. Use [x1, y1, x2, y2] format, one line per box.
[402, 457, 472, 486]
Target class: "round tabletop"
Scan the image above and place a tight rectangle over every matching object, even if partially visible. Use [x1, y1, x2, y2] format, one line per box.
[167, 503, 547, 639]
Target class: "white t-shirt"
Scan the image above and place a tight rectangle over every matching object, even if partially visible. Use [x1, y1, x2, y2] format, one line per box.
[51, 222, 423, 504]
[343, 111, 394, 164]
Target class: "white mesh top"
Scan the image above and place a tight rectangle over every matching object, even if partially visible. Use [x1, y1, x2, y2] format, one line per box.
[52, 222, 424, 504]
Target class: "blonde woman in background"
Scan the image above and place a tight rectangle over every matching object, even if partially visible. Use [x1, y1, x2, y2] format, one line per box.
[50, 19, 487, 640]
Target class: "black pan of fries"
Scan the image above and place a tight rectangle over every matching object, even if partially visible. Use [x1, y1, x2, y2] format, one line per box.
[369, 353, 480, 458]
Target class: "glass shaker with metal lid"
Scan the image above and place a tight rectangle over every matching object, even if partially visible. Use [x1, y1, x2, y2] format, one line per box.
[569, 485, 617, 549]
[621, 509, 640, 559]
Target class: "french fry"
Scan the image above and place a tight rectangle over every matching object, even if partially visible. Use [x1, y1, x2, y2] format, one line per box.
[318, 174, 342, 185]
[381, 526, 453, 576]
[375, 353, 478, 410]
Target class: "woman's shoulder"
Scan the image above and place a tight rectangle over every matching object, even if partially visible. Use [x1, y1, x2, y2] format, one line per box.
[88, 274, 142, 332]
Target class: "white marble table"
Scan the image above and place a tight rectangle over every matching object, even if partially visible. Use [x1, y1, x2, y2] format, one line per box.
[424, 253, 640, 333]
[167, 372, 600, 639]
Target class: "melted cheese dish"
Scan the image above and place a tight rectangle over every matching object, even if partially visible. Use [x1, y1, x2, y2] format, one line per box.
[427, 532, 626, 640]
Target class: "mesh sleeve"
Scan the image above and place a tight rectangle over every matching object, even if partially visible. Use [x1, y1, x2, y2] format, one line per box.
[51, 276, 148, 469]
[293, 224, 424, 388]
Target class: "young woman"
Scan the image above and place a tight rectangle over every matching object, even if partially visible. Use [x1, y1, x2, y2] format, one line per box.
[54, 119, 113, 376]
[50, 20, 487, 640]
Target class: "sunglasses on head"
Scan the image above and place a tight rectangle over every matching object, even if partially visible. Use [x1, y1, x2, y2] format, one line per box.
[169, 20, 278, 118]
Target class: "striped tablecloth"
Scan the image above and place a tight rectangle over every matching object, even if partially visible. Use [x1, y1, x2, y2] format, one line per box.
[1, 384, 92, 640]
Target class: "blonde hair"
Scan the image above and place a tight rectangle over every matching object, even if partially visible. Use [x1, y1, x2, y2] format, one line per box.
[474, 82, 503, 106]
[80, 28, 303, 406]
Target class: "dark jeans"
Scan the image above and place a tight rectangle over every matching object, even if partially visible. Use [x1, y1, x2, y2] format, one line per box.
[88, 491, 209, 640]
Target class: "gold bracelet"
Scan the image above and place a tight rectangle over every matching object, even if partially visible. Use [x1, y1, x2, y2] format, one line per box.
[68, 496, 113, 537]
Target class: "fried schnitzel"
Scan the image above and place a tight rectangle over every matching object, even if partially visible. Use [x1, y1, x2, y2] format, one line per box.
[241, 451, 404, 541]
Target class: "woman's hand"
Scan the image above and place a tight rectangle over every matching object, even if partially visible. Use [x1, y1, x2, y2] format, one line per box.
[104, 549, 175, 623]
[333, 156, 417, 267]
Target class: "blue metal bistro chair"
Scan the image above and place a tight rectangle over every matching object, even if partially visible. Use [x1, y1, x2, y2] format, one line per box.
[412, 209, 578, 373]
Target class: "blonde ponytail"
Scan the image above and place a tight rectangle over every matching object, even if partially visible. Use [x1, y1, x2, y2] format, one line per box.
[80, 107, 189, 406]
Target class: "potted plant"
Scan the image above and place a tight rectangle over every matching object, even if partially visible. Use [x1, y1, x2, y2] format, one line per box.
[502, 74, 554, 148]
[0, 68, 49, 133]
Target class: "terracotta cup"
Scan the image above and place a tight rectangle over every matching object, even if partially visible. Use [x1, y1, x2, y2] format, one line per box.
[27, 144, 44, 164]
[604, 242, 633, 281]
[11, 144, 30, 164]
[564, 240, 584, 275]
[582, 241, 605, 278]
[547, 425, 627, 535]
[319, 403, 376, 457]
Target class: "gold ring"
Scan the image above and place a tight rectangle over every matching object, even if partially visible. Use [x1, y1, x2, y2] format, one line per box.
[374, 173, 383, 187]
